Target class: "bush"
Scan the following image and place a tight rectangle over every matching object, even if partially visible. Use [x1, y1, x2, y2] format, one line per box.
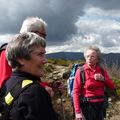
[44, 64, 54, 73]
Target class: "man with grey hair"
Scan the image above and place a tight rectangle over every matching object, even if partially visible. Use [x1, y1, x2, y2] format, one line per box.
[20, 17, 47, 38]
[0, 17, 54, 97]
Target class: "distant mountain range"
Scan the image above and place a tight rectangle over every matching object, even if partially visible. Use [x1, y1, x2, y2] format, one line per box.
[47, 52, 84, 60]
[46, 52, 120, 67]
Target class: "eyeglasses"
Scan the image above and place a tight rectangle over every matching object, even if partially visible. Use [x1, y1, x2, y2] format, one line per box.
[31, 30, 46, 39]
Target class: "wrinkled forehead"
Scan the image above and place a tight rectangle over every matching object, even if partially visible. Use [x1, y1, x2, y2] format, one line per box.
[30, 46, 46, 55]
[85, 49, 97, 56]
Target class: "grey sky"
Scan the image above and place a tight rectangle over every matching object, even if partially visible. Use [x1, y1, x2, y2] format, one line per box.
[0, 0, 120, 53]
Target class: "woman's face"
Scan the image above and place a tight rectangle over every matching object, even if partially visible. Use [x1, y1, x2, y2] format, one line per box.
[85, 49, 98, 67]
[18, 46, 47, 77]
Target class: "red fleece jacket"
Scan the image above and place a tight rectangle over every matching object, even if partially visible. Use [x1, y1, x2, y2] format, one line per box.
[0, 50, 12, 87]
[73, 63, 115, 114]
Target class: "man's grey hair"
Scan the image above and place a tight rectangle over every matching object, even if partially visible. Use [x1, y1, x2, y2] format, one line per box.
[20, 17, 47, 33]
[6, 32, 46, 69]
[84, 45, 102, 63]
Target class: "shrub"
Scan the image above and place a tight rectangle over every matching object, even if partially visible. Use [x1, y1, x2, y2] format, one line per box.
[44, 64, 54, 73]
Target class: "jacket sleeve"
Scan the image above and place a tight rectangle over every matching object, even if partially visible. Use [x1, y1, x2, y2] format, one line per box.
[0, 50, 12, 88]
[39, 81, 49, 87]
[103, 68, 115, 90]
[15, 84, 58, 120]
[73, 69, 82, 114]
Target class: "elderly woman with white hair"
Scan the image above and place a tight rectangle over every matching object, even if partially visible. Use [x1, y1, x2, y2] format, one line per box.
[73, 46, 116, 120]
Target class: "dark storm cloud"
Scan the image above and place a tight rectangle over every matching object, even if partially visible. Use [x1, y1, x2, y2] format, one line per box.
[45, 0, 86, 45]
[0, 0, 50, 33]
[1, 0, 119, 48]
[0, 0, 86, 46]
[88, 0, 120, 10]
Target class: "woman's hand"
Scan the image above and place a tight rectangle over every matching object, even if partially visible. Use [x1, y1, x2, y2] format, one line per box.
[94, 73, 104, 81]
[45, 86, 54, 97]
[75, 112, 86, 120]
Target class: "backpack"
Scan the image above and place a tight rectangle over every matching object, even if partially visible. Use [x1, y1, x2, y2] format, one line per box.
[67, 63, 109, 117]
[0, 79, 36, 120]
[67, 63, 84, 102]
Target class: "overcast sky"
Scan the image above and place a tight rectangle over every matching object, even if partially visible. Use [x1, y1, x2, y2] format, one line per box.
[0, 0, 120, 53]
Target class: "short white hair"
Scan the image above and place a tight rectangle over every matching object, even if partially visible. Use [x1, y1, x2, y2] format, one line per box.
[20, 17, 47, 33]
[84, 45, 102, 63]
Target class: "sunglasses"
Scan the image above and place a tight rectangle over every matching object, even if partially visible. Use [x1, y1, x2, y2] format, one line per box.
[31, 30, 46, 39]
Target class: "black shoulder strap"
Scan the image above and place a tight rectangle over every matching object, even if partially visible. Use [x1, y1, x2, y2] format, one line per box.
[79, 66, 85, 84]
[78, 66, 85, 96]
[0, 43, 7, 49]
[0, 43, 7, 54]
[2, 79, 37, 120]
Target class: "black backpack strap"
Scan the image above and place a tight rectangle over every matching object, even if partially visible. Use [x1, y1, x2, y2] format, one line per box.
[78, 66, 85, 96]
[79, 66, 85, 84]
[2, 79, 37, 120]
[0, 43, 7, 54]
[0, 43, 7, 49]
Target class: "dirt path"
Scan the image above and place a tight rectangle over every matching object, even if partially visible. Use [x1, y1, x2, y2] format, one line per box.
[105, 100, 120, 120]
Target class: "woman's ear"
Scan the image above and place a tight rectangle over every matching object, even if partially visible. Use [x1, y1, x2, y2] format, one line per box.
[17, 58, 25, 66]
